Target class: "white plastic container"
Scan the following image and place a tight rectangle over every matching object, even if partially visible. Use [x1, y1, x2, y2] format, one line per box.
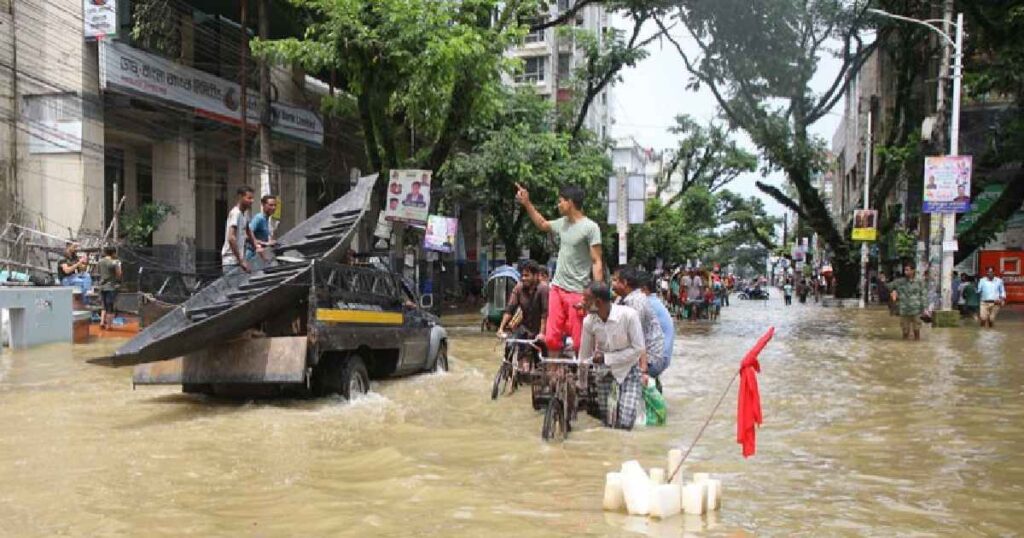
[666, 449, 683, 485]
[620, 461, 652, 516]
[648, 484, 682, 519]
[682, 481, 708, 515]
[602, 472, 625, 511]
[705, 478, 722, 510]
[649, 467, 666, 486]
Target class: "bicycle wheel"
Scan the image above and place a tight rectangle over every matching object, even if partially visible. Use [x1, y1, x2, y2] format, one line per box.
[542, 396, 568, 441]
[490, 362, 511, 400]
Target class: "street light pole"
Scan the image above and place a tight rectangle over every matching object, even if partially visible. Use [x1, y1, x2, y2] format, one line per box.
[859, 107, 872, 309]
[867, 8, 964, 316]
[940, 12, 964, 312]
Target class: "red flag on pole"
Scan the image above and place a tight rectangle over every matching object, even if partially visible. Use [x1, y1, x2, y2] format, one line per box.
[737, 327, 775, 458]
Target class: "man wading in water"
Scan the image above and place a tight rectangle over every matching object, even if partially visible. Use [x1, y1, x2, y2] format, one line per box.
[579, 282, 646, 430]
[890, 263, 928, 340]
[516, 183, 604, 356]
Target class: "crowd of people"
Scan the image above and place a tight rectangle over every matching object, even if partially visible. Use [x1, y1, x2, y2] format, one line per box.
[507, 182, 703, 431]
[656, 268, 734, 321]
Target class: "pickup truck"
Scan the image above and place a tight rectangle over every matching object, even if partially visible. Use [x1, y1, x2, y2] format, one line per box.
[132, 260, 448, 398]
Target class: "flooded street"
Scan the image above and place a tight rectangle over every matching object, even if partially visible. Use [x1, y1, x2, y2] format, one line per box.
[1, 298, 1022, 536]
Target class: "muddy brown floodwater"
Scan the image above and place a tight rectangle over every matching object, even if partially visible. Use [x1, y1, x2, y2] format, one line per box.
[1, 298, 1022, 536]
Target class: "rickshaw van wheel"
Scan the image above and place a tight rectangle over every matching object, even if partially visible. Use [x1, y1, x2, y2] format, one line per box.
[542, 397, 567, 441]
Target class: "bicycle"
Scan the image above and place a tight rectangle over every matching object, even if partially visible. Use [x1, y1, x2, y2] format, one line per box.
[490, 336, 544, 404]
[537, 355, 596, 442]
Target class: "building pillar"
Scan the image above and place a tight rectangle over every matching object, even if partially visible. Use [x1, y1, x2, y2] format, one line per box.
[152, 131, 195, 273]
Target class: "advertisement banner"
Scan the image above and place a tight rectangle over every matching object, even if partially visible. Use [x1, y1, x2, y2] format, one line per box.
[383, 169, 432, 224]
[923, 156, 972, 213]
[852, 209, 878, 241]
[424, 215, 458, 253]
[84, 0, 118, 39]
[98, 40, 323, 146]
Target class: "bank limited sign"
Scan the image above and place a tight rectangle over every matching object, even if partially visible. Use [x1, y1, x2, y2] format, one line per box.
[98, 40, 323, 147]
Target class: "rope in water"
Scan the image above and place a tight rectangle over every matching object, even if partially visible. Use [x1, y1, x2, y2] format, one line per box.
[666, 368, 741, 484]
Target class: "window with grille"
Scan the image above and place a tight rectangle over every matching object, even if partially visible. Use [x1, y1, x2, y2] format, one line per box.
[524, 21, 545, 43]
[557, 53, 572, 80]
[515, 56, 546, 84]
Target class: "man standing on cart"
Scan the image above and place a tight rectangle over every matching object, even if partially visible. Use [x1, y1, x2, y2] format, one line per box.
[579, 282, 646, 430]
[496, 260, 549, 370]
[515, 183, 604, 356]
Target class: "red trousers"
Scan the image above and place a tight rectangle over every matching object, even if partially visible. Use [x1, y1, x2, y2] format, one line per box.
[544, 285, 585, 354]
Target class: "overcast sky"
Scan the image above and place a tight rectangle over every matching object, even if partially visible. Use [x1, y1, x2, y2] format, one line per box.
[610, 16, 846, 218]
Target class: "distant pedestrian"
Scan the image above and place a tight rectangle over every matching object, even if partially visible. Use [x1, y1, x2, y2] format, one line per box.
[890, 263, 927, 340]
[977, 266, 1007, 328]
[961, 275, 980, 320]
[796, 279, 808, 304]
[783, 280, 793, 306]
[97, 245, 122, 330]
[221, 185, 257, 274]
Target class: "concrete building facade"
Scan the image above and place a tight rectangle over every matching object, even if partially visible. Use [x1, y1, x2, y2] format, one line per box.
[1, 0, 347, 275]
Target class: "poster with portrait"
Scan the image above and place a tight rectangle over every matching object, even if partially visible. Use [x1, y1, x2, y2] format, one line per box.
[84, 0, 118, 39]
[423, 215, 458, 253]
[923, 156, 972, 213]
[852, 209, 878, 241]
[383, 169, 432, 224]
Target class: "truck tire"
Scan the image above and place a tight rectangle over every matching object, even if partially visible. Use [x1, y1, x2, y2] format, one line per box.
[338, 355, 370, 400]
[432, 340, 449, 373]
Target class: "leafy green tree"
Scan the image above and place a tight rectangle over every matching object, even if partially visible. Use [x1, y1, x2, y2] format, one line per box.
[441, 90, 611, 261]
[121, 202, 177, 247]
[656, 0, 876, 297]
[654, 114, 758, 205]
[253, 0, 535, 206]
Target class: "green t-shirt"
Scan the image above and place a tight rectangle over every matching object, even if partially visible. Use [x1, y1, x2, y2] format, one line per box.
[962, 283, 979, 307]
[98, 257, 121, 291]
[549, 216, 602, 293]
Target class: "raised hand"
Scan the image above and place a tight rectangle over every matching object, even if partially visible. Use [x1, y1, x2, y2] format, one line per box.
[514, 182, 530, 206]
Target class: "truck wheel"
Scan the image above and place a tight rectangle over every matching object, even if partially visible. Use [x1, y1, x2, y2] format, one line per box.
[432, 340, 449, 373]
[339, 355, 370, 400]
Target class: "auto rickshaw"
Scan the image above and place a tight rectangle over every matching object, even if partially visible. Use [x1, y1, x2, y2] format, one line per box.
[480, 265, 520, 331]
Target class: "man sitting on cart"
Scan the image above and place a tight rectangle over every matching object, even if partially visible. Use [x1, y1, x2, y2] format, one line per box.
[497, 260, 549, 370]
[579, 282, 646, 430]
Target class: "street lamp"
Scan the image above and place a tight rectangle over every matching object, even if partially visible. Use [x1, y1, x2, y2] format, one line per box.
[868, 7, 964, 314]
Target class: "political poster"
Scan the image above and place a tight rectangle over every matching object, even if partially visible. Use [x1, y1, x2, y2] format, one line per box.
[423, 215, 458, 253]
[383, 169, 432, 224]
[84, 0, 118, 39]
[852, 209, 878, 241]
[923, 156, 972, 213]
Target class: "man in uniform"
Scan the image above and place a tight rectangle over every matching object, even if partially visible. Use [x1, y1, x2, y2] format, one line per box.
[890, 263, 928, 340]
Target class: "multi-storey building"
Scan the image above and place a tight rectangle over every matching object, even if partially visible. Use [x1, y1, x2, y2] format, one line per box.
[1, 0, 359, 274]
[506, 1, 612, 139]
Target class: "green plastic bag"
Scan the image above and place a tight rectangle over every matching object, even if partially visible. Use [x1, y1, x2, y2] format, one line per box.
[644, 380, 667, 426]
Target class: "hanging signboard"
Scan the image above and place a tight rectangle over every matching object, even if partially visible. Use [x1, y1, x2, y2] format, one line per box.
[382, 169, 431, 225]
[852, 209, 878, 241]
[423, 215, 458, 253]
[98, 40, 323, 146]
[84, 0, 118, 40]
[607, 174, 646, 225]
[923, 155, 972, 213]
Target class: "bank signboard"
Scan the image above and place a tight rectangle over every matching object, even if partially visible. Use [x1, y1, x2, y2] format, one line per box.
[98, 40, 323, 146]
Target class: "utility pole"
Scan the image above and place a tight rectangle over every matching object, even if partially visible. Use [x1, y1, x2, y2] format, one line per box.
[257, 0, 275, 192]
[938, 9, 964, 314]
[239, 0, 249, 185]
[859, 106, 872, 309]
[616, 167, 628, 265]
